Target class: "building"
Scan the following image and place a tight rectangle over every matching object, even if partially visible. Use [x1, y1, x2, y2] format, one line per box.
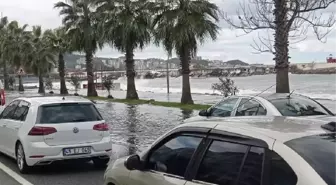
[327, 54, 336, 63]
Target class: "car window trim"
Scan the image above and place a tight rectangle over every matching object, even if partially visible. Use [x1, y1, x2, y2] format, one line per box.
[209, 129, 269, 148]
[1, 100, 20, 120]
[145, 134, 206, 180]
[12, 100, 30, 121]
[187, 131, 269, 185]
[141, 128, 212, 180]
[141, 126, 213, 161]
[235, 97, 268, 116]
[209, 97, 241, 117]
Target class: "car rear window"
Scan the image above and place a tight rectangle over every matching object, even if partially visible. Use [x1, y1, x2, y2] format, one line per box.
[285, 133, 336, 185]
[269, 96, 331, 116]
[37, 103, 103, 124]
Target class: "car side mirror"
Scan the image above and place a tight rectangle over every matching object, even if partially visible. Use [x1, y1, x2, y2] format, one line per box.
[124, 154, 142, 171]
[199, 109, 209, 117]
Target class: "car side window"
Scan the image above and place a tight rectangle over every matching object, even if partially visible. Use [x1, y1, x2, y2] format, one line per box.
[12, 101, 30, 121]
[210, 98, 239, 117]
[270, 151, 297, 185]
[147, 135, 203, 177]
[0, 100, 19, 119]
[236, 98, 267, 116]
[195, 140, 249, 184]
[237, 147, 265, 185]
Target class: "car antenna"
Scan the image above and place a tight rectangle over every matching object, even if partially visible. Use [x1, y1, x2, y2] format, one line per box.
[234, 84, 276, 112]
[287, 90, 295, 98]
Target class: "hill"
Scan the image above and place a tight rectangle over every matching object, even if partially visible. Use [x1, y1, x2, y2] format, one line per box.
[224, 60, 249, 66]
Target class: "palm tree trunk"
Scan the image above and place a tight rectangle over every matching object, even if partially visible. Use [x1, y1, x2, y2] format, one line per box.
[18, 75, 24, 92]
[274, 0, 290, 93]
[125, 49, 139, 100]
[38, 74, 45, 94]
[58, 53, 68, 95]
[86, 51, 97, 97]
[179, 46, 194, 104]
[2, 60, 10, 90]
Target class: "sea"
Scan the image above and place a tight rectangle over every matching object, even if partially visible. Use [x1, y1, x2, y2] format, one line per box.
[19, 74, 336, 112]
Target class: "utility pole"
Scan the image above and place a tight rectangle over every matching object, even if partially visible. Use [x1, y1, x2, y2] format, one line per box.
[166, 56, 170, 94]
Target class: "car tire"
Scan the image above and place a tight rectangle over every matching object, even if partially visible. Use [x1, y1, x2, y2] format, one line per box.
[16, 143, 31, 174]
[92, 157, 109, 168]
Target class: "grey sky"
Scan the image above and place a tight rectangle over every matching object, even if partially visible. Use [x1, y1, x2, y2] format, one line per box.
[1, 0, 335, 64]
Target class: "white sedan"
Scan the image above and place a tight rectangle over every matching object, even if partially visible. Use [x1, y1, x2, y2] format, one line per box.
[0, 96, 112, 173]
[186, 93, 335, 123]
[104, 116, 336, 185]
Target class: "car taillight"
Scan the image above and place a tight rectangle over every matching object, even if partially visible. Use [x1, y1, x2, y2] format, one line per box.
[93, 123, 109, 131]
[28, 126, 57, 136]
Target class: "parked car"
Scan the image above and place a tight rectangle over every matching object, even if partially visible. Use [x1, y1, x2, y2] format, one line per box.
[186, 93, 334, 122]
[0, 96, 112, 173]
[103, 116, 335, 185]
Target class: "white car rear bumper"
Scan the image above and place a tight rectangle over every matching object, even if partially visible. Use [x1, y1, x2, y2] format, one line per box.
[24, 137, 112, 166]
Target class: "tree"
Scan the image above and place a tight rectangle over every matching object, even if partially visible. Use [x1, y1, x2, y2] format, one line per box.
[152, 0, 220, 104]
[55, 0, 102, 97]
[0, 21, 30, 92]
[212, 77, 239, 97]
[27, 26, 57, 94]
[70, 75, 80, 95]
[95, 0, 151, 100]
[0, 16, 10, 90]
[44, 27, 71, 95]
[102, 76, 114, 99]
[224, 0, 336, 93]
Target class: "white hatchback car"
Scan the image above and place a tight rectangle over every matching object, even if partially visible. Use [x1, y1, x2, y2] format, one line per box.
[0, 96, 112, 173]
[104, 116, 335, 185]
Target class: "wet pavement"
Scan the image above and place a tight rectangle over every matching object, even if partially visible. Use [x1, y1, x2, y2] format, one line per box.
[0, 89, 335, 185]
[0, 92, 196, 185]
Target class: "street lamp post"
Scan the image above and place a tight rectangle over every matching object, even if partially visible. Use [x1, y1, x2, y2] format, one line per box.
[166, 57, 170, 94]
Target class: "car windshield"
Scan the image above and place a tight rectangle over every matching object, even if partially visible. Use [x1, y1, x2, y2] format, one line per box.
[269, 96, 330, 116]
[37, 103, 103, 124]
[285, 133, 336, 185]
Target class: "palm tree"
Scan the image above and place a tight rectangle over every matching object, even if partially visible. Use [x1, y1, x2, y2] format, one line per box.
[152, 0, 220, 104]
[0, 16, 10, 90]
[1, 21, 30, 92]
[27, 26, 57, 94]
[55, 0, 102, 97]
[44, 27, 71, 95]
[95, 0, 151, 99]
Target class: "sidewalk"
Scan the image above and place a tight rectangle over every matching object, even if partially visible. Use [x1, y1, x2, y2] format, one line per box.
[0, 169, 21, 185]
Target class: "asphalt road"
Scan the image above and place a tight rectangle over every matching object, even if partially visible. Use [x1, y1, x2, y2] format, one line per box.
[0, 168, 20, 185]
[0, 153, 105, 185]
[0, 143, 131, 185]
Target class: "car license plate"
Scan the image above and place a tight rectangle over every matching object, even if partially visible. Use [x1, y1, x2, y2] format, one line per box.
[63, 147, 91, 156]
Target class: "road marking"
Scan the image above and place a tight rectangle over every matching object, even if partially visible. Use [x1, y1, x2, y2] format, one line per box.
[0, 161, 33, 185]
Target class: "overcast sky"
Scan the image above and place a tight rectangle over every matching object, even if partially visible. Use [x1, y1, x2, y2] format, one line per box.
[1, 0, 335, 64]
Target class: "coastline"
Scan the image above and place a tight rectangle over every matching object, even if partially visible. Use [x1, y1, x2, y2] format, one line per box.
[86, 96, 211, 110]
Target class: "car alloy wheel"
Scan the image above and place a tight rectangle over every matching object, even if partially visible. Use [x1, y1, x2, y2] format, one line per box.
[17, 145, 24, 170]
[16, 143, 30, 174]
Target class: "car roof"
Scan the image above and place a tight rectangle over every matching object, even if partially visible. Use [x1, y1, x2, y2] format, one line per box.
[181, 116, 333, 143]
[225, 93, 310, 101]
[15, 95, 93, 106]
[260, 93, 311, 100]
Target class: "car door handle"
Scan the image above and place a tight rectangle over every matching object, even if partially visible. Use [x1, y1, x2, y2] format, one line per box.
[1, 124, 6, 127]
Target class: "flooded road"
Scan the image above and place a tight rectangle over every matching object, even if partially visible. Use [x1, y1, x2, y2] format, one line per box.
[95, 101, 196, 154]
